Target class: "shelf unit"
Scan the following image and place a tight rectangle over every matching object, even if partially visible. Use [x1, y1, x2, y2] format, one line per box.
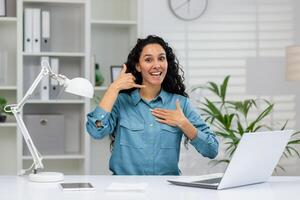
[18, 0, 90, 175]
[23, 52, 86, 57]
[22, 154, 85, 160]
[0, 86, 17, 90]
[0, 0, 18, 175]
[0, 123, 17, 128]
[0, 0, 140, 175]
[89, 0, 139, 175]
[0, 17, 17, 22]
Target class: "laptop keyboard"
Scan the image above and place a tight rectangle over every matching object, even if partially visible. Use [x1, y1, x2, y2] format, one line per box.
[192, 177, 222, 184]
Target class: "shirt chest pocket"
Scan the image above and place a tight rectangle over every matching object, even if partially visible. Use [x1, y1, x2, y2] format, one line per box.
[119, 120, 145, 149]
[160, 125, 181, 149]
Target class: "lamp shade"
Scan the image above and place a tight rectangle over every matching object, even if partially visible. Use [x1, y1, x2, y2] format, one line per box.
[286, 45, 300, 81]
[64, 77, 94, 98]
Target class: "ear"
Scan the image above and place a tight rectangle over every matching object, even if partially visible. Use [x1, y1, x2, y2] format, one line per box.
[135, 64, 141, 72]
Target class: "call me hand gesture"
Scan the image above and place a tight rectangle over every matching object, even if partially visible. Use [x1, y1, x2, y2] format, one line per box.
[112, 64, 145, 91]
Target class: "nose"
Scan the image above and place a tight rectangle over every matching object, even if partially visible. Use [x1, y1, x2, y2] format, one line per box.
[152, 59, 161, 69]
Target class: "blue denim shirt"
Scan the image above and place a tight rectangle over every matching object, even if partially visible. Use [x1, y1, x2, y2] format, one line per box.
[86, 89, 218, 175]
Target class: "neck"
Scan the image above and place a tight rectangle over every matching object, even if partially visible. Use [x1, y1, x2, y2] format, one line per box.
[140, 84, 161, 101]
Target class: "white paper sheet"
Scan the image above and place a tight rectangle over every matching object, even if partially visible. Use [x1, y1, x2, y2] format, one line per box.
[105, 182, 148, 192]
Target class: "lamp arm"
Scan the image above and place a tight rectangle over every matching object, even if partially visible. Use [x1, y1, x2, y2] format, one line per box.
[7, 66, 51, 172]
[11, 108, 44, 171]
[3, 60, 73, 176]
[6, 61, 56, 173]
[15, 65, 49, 111]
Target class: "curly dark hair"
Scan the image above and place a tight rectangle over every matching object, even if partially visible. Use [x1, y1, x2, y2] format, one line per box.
[110, 35, 190, 150]
[122, 35, 188, 97]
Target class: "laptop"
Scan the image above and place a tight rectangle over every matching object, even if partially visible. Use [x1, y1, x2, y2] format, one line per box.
[168, 130, 293, 190]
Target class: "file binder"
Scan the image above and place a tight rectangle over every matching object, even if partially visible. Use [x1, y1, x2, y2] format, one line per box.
[32, 8, 41, 53]
[49, 58, 60, 99]
[0, 51, 7, 84]
[41, 10, 50, 51]
[50, 58, 59, 85]
[40, 57, 49, 100]
[24, 8, 33, 52]
[0, 0, 6, 17]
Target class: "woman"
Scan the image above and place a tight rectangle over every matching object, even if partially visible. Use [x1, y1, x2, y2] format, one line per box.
[86, 35, 218, 175]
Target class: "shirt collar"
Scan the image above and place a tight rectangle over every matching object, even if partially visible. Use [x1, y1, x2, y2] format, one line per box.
[130, 89, 169, 105]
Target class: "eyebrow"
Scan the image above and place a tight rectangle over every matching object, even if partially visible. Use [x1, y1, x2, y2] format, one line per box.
[143, 53, 166, 57]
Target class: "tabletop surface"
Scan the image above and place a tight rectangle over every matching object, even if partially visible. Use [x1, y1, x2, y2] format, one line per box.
[0, 175, 299, 200]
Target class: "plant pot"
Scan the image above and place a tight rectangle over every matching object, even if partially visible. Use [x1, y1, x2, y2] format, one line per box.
[0, 114, 7, 122]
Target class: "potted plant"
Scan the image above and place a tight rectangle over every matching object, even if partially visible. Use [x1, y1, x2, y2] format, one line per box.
[0, 97, 10, 123]
[191, 76, 300, 171]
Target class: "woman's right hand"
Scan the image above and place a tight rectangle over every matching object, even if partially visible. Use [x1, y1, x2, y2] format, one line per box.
[111, 64, 145, 92]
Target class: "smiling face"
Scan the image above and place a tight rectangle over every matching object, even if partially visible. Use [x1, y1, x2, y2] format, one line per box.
[136, 43, 168, 88]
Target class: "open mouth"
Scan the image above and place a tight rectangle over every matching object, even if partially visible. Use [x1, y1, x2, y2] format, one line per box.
[149, 72, 162, 76]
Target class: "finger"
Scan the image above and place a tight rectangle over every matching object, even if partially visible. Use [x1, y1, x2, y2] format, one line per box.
[153, 108, 169, 114]
[152, 109, 167, 115]
[176, 99, 182, 111]
[151, 111, 166, 119]
[155, 118, 168, 124]
[120, 64, 127, 75]
[128, 74, 136, 81]
[132, 83, 146, 88]
[152, 109, 170, 119]
[155, 118, 176, 127]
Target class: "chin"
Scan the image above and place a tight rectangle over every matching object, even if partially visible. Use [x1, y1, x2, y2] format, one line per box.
[149, 80, 163, 86]
[143, 77, 165, 86]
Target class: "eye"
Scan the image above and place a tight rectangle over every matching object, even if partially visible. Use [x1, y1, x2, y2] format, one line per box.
[145, 57, 152, 62]
[159, 56, 166, 61]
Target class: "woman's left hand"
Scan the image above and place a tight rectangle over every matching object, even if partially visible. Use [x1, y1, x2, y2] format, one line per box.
[151, 99, 187, 127]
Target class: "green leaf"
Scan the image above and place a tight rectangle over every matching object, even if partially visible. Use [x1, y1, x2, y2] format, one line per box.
[209, 159, 230, 167]
[292, 131, 300, 137]
[237, 121, 244, 135]
[285, 146, 300, 158]
[285, 146, 293, 157]
[281, 120, 288, 130]
[246, 104, 274, 132]
[204, 98, 224, 123]
[282, 151, 289, 158]
[190, 84, 206, 92]
[207, 82, 220, 97]
[220, 76, 230, 102]
[274, 164, 286, 173]
[288, 139, 300, 145]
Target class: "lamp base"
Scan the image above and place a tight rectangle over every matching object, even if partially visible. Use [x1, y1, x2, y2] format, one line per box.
[29, 172, 64, 182]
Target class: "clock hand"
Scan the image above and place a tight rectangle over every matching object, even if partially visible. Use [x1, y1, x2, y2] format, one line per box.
[174, 0, 189, 11]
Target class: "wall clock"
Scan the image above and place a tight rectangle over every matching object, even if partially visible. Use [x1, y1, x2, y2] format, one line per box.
[169, 0, 208, 21]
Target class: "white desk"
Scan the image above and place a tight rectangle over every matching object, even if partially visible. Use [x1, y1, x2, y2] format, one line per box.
[0, 176, 299, 200]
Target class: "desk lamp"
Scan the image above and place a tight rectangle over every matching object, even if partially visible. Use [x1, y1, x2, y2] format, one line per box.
[4, 60, 94, 182]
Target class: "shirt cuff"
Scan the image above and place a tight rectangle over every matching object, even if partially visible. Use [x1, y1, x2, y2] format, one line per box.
[91, 106, 110, 126]
[189, 130, 208, 147]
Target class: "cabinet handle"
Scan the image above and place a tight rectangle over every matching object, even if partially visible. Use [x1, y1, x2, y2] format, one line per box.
[40, 119, 48, 126]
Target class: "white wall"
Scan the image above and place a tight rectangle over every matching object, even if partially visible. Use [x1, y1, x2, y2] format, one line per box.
[140, 0, 300, 175]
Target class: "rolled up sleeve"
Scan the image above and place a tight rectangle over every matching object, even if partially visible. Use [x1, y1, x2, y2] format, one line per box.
[86, 100, 119, 139]
[183, 99, 219, 159]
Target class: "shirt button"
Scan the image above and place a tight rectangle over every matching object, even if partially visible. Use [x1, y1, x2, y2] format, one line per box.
[149, 123, 153, 127]
[101, 115, 104, 118]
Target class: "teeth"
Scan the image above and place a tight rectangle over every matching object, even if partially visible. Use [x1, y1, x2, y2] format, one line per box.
[150, 72, 161, 76]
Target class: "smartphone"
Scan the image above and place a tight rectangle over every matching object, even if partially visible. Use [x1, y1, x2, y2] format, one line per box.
[59, 182, 95, 191]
